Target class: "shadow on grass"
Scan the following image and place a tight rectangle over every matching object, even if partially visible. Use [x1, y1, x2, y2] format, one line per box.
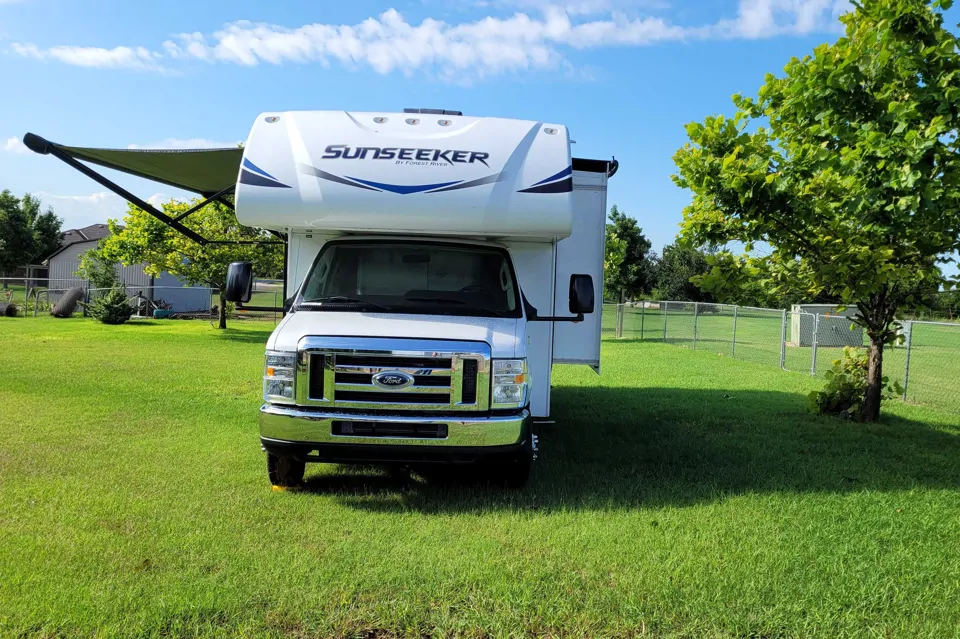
[212, 327, 274, 344]
[302, 385, 960, 512]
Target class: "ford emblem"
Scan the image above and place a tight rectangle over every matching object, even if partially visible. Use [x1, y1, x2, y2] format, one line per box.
[372, 370, 414, 390]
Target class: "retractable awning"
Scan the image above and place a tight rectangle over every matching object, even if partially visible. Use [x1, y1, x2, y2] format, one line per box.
[23, 133, 242, 196]
[22, 132, 256, 245]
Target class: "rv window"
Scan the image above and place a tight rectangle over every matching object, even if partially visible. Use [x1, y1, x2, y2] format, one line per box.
[298, 241, 521, 318]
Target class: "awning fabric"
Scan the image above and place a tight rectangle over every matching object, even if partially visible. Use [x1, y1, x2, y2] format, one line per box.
[23, 133, 243, 196]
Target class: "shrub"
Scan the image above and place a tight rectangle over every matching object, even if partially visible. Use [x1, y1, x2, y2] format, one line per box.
[88, 287, 133, 325]
[809, 347, 902, 420]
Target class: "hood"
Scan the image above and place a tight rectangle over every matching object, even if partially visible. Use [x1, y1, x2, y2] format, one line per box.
[266, 311, 521, 358]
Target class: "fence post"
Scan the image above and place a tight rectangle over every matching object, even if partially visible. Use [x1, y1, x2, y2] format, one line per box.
[640, 304, 645, 340]
[902, 321, 913, 401]
[662, 302, 668, 341]
[731, 305, 738, 358]
[692, 303, 699, 349]
[779, 309, 787, 369]
[811, 314, 820, 376]
[616, 304, 624, 339]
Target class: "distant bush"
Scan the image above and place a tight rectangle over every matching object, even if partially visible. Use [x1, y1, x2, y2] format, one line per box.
[88, 287, 133, 325]
[809, 347, 902, 420]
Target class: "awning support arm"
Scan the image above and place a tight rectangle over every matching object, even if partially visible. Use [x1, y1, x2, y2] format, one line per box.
[173, 185, 236, 222]
[23, 133, 209, 245]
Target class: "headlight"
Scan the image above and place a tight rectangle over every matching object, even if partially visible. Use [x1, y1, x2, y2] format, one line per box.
[491, 359, 529, 408]
[264, 350, 296, 402]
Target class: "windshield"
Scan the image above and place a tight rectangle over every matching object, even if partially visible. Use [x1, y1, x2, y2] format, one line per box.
[297, 241, 522, 318]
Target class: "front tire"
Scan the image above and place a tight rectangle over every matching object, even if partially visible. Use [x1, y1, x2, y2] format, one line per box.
[267, 453, 305, 487]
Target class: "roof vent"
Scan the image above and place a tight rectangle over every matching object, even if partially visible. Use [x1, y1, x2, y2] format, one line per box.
[403, 108, 462, 116]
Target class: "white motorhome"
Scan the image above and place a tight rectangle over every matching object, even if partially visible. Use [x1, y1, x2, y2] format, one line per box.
[23, 108, 615, 488]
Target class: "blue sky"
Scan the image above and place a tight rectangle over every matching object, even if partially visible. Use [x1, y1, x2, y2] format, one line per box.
[1, 0, 955, 274]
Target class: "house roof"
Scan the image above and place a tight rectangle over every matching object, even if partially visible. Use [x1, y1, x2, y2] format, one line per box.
[45, 223, 123, 263]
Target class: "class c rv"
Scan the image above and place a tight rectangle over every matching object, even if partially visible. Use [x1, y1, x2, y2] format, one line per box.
[22, 108, 616, 488]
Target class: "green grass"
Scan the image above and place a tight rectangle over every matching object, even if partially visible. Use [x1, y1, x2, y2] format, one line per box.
[2, 317, 960, 638]
[604, 304, 960, 415]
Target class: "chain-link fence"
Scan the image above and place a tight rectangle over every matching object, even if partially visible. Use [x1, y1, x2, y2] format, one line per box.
[606, 301, 960, 415]
[3, 277, 285, 325]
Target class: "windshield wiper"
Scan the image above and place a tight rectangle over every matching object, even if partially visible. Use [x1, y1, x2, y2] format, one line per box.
[405, 297, 507, 317]
[301, 296, 393, 312]
[405, 296, 465, 304]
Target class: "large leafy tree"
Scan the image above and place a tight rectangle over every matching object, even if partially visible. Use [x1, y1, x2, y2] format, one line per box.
[0, 190, 32, 284]
[99, 199, 283, 328]
[0, 190, 62, 286]
[21, 194, 63, 263]
[672, 0, 960, 421]
[654, 243, 717, 303]
[604, 205, 654, 301]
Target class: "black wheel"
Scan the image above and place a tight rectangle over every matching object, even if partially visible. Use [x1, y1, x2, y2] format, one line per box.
[488, 454, 532, 489]
[267, 453, 305, 487]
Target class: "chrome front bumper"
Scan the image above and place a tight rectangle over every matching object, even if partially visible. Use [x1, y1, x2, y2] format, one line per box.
[259, 403, 530, 448]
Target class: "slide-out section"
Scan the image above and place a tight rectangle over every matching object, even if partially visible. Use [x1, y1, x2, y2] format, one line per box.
[551, 169, 608, 372]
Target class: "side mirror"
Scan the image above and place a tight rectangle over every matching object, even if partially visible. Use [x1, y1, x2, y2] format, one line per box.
[569, 274, 595, 314]
[225, 262, 253, 303]
[282, 296, 295, 313]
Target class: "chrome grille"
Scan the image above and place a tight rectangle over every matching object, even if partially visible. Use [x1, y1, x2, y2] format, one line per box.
[296, 337, 490, 412]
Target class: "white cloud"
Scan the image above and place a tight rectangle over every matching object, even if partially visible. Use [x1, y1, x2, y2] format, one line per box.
[33, 191, 127, 230]
[476, 0, 671, 14]
[3, 136, 27, 153]
[11, 1, 852, 78]
[32, 191, 193, 229]
[10, 42, 165, 71]
[127, 138, 241, 150]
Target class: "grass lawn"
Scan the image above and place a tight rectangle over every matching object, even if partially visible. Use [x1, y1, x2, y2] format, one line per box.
[1, 317, 959, 638]
[605, 305, 960, 415]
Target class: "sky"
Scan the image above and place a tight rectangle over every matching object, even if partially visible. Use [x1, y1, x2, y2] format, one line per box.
[0, 0, 956, 274]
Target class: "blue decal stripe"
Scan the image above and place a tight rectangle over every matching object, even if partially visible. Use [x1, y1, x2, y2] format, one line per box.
[531, 165, 572, 187]
[243, 158, 280, 181]
[299, 164, 380, 191]
[427, 173, 501, 193]
[240, 169, 292, 188]
[518, 176, 573, 194]
[344, 176, 463, 195]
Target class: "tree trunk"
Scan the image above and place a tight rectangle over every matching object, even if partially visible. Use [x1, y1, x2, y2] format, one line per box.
[218, 290, 227, 329]
[861, 336, 884, 422]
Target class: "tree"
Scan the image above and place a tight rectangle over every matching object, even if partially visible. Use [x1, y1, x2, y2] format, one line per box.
[0, 191, 35, 286]
[604, 205, 654, 301]
[0, 191, 63, 288]
[76, 244, 120, 289]
[672, 0, 960, 421]
[21, 194, 62, 263]
[654, 243, 716, 302]
[99, 199, 283, 329]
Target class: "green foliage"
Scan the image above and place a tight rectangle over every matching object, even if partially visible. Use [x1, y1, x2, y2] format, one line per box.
[98, 198, 283, 328]
[672, 0, 960, 420]
[75, 244, 120, 289]
[603, 230, 627, 294]
[809, 347, 903, 420]
[86, 287, 133, 325]
[604, 205, 654, 301]
[20, 193, 63, 263]
[654, 243, 716, 302]
[0, 190, 63, 277]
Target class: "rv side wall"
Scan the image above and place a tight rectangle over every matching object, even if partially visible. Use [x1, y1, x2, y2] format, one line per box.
[551, 169, 608, 371]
